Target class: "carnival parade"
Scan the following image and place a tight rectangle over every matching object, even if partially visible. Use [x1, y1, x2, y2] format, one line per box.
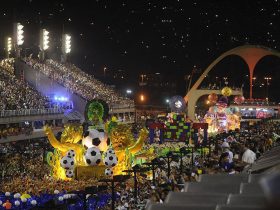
[1, 1, 280, 210]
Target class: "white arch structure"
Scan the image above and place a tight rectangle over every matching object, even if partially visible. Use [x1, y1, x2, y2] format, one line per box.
[185, 45, 280, 120]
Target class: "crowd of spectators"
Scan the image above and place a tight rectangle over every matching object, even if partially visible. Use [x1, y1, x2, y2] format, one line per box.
[0, 59, 48, 111]
[0, 121, 279, 209]
[24, 58, 134, 107]
[0, 125, 33, 139]
[200, 82, 242, 91]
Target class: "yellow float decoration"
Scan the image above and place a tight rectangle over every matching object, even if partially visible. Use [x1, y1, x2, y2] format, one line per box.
[221, 86, 232, 97]
[44, 122, 149, 180]
[44, 124, 85, 165]
[109, 124, 149, 175]
[44, 99, 150, 180]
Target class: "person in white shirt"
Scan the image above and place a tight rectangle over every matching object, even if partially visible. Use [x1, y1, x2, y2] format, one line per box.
[242, 144, 256, 164]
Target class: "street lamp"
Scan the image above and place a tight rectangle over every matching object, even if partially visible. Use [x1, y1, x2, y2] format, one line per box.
[6, 37, 12, 58]
[126, 89, 132, 94]
[103, 67, 107, 77]
[140, 94, 145, 102]
[264, 77, 272, 101]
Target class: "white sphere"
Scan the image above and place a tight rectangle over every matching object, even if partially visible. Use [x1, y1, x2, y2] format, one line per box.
[104, 148, 116, 157]
[103, 153, 118, 168]
[15, 200, 20, 206]
[60, 155, 75, 170]
[84, 147, 102, 166]
[58, 196, 64, 201]
[105, 168, 113, 176]
[0, 200, 2, 205]
[21, 198, 27, 203]
[105, 148, 116, 156]
[66, 149, 75, 158]
[63, 194, 69, 199]
[14, 193, 21, 199]
[5, 192, 10, 196]
[54, 190, 60, 194]
[82, 129, 106, 149]
[65, 169, 74, 178]
[31, 200, 37, 205]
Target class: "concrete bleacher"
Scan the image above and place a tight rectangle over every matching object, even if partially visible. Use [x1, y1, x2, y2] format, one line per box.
[147, 145, 280, 210]
[146, 173, 269, 210]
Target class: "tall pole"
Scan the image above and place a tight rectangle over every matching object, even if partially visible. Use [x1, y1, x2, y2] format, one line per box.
[249, 74, 253, 99]
[133, 169, 137, 202]
[150, 162, 156, 186]
[187, 67, 195, 95]
[111, 180, 115, 210]
[191, 147, 194, 168]
[167, 156, 171, 179]
[180, 152, 183, 174]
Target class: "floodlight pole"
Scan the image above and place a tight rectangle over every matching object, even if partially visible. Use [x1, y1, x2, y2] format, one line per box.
[152, 162, 156, 186]
[111, 179, 115, 210]
[99, 175, 130, 210]
[123, 165, 148, 202]
[191, 147, 194, 168]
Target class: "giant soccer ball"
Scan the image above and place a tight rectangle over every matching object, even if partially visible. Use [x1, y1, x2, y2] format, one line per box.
[65, 169, 74, 178]
[103, 152, 118, 168]
[105, 168, 113, 176]
[82, 129, 107, 151]
[104, 148, 116, 157]
[66, 149, 75, 158]
[60, 156, 75, 170]
[84, 147, 102, 166]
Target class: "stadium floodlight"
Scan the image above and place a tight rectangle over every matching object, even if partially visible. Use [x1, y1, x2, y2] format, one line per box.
[6, 37, 12, 55]
[16, 23, 24, 46]
[40, 29, 49, 50]
[62, 34, 71, 54]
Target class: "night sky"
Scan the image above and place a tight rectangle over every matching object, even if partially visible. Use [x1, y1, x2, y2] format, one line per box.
[0, 0, 280, 102]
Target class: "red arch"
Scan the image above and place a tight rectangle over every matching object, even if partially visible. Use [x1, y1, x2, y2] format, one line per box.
[185, 45, 280, 102]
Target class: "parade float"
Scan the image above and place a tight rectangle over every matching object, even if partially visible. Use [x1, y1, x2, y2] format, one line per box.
[204, 87, 242, 134]
[45, 100, 149, 180]
[44, 90, 243, 180]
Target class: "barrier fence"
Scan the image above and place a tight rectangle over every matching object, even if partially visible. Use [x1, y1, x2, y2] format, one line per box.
[0, 108, 64, 118]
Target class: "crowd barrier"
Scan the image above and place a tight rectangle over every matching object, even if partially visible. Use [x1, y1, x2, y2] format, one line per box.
[0, 108, 64, 118]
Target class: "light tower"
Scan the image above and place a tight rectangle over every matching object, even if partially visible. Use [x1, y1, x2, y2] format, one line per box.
[39, 29, 49, 61]
[13, 23, 24, 57]
[5, 37, 12, 58]
[61, 34, 71, 62]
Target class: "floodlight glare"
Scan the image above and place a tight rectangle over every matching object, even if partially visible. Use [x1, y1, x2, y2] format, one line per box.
[16, 23, 24, 46]
[63, 34, 71, 54]
[7, 37, 12, 52]
[41, 29, 50, 50]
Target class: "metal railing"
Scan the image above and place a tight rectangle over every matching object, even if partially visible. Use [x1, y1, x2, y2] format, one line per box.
[0, 108, 64, 118]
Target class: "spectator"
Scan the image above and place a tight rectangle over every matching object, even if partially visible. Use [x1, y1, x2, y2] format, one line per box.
[242, 143, 256, 164]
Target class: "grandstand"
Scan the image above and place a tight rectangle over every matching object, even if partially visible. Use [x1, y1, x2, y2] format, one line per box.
[0, 58, 135, 143]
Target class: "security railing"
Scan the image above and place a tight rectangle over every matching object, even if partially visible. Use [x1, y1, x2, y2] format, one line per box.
[0, 108, 64, 118]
